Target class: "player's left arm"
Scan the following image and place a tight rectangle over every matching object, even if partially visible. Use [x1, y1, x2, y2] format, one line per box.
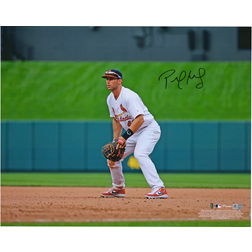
[117, 94, 145, 147]
[128, 114, 144, 133]
[118, 114, 144, 147]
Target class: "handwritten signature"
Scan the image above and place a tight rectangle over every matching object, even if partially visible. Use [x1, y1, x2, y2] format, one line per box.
[158, 68, 206, 89]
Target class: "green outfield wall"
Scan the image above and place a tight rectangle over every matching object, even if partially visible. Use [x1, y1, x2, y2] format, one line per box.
[1, 121, 250, 173]
[1, 61, 251, 121]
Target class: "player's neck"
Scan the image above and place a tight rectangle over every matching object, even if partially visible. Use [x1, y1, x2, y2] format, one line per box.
[112, 85, 122, 100]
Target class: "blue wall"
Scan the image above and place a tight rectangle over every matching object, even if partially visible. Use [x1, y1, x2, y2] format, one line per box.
[1, 121, 251, 173]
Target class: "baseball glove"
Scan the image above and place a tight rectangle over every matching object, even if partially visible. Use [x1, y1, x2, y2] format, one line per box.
[101, 138, 126, 162]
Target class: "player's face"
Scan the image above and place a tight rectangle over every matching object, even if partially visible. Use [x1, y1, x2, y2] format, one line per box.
[106, 77, 121, 91]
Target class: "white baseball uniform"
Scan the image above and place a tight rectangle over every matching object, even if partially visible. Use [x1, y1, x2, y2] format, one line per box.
[107, 86, 165, 190]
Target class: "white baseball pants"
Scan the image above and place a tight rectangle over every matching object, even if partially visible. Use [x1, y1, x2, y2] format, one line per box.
[107, 120, 165, 190]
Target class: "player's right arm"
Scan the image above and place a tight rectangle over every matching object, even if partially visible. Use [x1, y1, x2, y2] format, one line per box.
[112, 118, 123, 140]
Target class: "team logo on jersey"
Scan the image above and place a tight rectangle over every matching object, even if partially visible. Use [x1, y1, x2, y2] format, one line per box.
[120, 104, 127, 112]
[112, 104, 131, 121]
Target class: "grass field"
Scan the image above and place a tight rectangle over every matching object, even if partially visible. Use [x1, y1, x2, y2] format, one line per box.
[1, 172, 251, 188]
[1, 220, 250, 227]
[1, 61, 251, 120]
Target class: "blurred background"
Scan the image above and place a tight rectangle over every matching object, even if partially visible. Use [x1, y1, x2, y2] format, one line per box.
[1, 26, 251, 173]
[1, 26, 251, 61]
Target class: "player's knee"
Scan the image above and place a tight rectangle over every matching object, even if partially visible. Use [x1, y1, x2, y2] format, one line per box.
[107, 159, 117, 169]
[134, 152, 146, 161]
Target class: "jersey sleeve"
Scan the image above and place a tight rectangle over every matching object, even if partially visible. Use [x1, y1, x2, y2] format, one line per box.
[107, 96, 114, 118]
[126, 92, 144, 119]
[108, 106, 114, 118]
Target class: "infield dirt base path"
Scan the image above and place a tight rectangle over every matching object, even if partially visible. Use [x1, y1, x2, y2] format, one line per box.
[1, 187, 251, 223]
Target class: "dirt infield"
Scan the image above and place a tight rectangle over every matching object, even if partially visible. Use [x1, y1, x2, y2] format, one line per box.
[1, 187, 251, 223]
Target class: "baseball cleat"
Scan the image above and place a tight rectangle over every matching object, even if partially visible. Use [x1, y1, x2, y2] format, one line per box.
[145, 187, 168, 199]
[100, 188, 126, 198]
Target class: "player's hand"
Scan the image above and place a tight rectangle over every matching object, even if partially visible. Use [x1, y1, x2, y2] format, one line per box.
[102, 138, 126, 162]
[116, 137, 126, 149]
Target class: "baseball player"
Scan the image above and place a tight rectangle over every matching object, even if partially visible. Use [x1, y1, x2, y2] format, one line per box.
[100, 69, 168, 199]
